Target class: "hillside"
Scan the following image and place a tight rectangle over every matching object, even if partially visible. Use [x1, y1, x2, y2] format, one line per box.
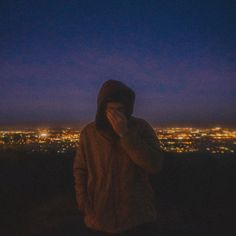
[1, 150, 235, 235]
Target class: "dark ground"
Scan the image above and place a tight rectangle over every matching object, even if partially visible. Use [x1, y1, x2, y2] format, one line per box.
[1, 150, 235, 236]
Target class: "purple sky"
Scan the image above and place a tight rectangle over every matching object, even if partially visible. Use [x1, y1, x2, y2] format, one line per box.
[0, 1, 235, 128]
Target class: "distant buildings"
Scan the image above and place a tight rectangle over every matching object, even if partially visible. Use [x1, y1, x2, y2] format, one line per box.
[0, 127, 235, 155]
[156, 127, 235, 154]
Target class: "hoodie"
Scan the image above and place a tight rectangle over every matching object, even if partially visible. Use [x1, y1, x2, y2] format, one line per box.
[95, 79, 135, 141]
[73, 80, 164, 234]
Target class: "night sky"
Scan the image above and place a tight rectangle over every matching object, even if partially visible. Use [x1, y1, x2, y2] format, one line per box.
[1, 0, 235, 128]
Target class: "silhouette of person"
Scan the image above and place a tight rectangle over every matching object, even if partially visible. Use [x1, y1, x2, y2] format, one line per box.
[73, 80, 164, 235]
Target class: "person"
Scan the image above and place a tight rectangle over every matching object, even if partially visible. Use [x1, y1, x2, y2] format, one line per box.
[73, 80, 164, 235]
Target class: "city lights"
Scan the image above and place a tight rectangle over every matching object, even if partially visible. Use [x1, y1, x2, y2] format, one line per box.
[0, 127, 235, 155]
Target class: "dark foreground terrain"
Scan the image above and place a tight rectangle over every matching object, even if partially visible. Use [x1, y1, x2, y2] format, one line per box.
[1, 150, 235, 236]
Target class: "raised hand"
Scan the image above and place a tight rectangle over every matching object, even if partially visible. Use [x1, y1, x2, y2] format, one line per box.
[106, 109, 128, 138]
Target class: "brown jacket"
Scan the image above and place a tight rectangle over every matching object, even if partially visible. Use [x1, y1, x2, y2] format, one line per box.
[73, 80, 164, 234]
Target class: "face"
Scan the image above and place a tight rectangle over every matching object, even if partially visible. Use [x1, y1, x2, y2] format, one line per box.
[105, 102, 126, 117]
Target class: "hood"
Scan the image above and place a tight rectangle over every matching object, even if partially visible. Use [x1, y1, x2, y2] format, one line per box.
[95, 80, 135, 140]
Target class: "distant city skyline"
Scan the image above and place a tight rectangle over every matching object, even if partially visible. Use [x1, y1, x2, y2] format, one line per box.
[1, 1, 235, 128]
[1, 126, 235, 155]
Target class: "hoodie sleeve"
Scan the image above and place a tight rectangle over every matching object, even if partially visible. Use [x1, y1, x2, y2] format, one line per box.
[73, 129, 89, 214]
[120, 119, 164, 175]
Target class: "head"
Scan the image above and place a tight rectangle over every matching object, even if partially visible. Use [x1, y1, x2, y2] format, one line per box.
[105, 101, 126, 121]
[95, 80, 135, 135]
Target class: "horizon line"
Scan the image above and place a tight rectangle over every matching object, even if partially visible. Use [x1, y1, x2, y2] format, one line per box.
[0, 122, 236, 130]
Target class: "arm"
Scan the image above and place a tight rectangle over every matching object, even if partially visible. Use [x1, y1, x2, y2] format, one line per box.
[120, 120, 164, 175]
[73, 129, 89, 215]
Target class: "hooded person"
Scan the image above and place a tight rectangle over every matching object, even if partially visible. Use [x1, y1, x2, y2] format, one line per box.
[95, 79, 135, 141]
[73, 80, 164, 235]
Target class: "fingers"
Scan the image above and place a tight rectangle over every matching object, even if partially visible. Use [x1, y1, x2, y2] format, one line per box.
[107, 111, 116, 124]
[114, 110, 126, 119]
[106, 110, 128, 136]
[107, 110, 126, 124]
[110, 110, 126, 120]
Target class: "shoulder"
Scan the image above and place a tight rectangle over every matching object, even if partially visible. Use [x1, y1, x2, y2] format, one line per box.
[130, 116, 158, 139]
[130, 116, 154, 130]
[80, 121, 96, 136]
